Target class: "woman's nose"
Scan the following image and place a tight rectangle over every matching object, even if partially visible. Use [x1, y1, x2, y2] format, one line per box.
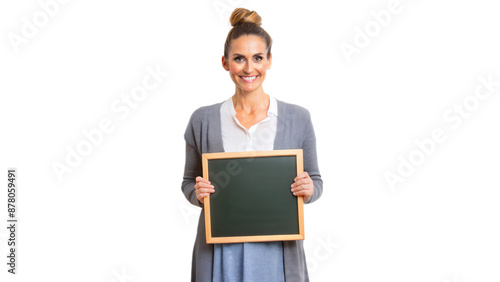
[245, 62, 253, 73]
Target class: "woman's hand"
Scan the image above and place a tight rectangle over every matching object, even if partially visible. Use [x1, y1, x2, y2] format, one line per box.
[194, 176, 215, 204]
[291, 172, 314, 202]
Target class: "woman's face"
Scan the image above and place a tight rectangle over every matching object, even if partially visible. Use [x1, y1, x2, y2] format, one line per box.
[222, 34, 272, 94]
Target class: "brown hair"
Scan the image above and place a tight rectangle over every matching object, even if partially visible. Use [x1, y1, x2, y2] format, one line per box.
[224, 8, 273, 60]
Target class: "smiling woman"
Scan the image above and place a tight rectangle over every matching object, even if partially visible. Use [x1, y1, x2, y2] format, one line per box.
[181, 7, 323, 282]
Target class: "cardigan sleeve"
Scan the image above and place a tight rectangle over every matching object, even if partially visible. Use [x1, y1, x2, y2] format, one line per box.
[181, 111, 204, 208]
[181, 140, 204, 207]
[301, 111, 323, 204]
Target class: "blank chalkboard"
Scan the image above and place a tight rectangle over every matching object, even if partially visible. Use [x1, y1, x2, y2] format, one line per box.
[202, 149, 304, 244]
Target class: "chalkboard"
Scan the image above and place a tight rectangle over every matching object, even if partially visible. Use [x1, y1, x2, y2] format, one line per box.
[202, 149, 304, 244]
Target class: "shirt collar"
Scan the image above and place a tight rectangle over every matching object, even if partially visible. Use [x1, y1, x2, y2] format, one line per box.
[268, 95, 278, 117]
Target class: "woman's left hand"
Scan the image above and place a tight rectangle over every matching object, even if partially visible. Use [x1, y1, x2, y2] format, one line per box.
[291, 172, 314, 202]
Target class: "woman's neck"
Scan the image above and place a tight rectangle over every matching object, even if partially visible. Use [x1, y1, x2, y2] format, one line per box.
[233, 87, 269, 114]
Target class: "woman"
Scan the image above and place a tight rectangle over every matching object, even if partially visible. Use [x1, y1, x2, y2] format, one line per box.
[181, 8, 323, 282]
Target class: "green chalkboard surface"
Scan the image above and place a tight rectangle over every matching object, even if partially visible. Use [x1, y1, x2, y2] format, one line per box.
[202, 150, 304, 244]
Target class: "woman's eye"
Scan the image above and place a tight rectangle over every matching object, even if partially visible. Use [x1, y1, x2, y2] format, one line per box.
[254, 56, 262, 61]
[235, 57, 244, 62]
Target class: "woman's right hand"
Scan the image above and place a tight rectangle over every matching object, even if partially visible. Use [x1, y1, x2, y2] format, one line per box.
[194, 176, 215, 203]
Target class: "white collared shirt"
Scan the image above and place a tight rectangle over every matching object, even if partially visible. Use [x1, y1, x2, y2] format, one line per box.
[220, 95, 278, 152]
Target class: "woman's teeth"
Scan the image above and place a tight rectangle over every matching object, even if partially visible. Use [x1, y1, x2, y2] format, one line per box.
[241, 76, 257, 82]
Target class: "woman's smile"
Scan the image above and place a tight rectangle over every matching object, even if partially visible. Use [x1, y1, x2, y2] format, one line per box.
[239, 75, 259, 83]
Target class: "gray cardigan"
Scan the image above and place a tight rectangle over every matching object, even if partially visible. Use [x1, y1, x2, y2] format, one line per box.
[182, 99, 323, 282]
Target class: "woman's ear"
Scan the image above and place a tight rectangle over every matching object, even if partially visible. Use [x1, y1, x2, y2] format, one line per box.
[222, 55, 230, 71]
[267, 53, 272, 69]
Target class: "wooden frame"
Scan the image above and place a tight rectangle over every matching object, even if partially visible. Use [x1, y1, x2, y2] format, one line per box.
[202, 149, 304, 244]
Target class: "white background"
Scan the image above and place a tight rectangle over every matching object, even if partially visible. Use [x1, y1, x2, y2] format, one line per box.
[1, 0, 499, 281]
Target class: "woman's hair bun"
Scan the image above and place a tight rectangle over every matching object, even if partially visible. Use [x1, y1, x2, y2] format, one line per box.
[229, 8, 262, 27]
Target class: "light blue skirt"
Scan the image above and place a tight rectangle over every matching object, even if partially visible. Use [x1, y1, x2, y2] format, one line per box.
[212, 241, 285, 282]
